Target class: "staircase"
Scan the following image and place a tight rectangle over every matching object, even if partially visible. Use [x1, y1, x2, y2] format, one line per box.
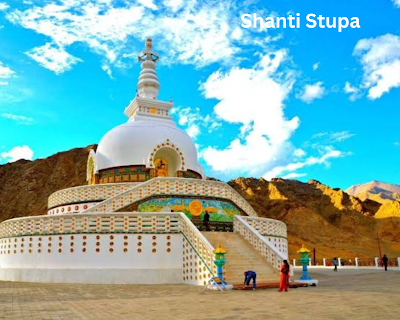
[202, 232, 279, 285]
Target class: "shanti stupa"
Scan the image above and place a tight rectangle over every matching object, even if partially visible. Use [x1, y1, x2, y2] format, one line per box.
[0, 39, 288, 285]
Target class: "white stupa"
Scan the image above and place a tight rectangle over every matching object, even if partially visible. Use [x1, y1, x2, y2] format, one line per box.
[91, 39, 204, 183]
[0, 39, 288, 285]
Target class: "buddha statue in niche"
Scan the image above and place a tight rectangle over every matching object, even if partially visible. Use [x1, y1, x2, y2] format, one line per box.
[155, 158, 168, 177]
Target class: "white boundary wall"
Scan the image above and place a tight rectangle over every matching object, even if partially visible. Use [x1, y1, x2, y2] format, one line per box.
[0, 212, 215, 285]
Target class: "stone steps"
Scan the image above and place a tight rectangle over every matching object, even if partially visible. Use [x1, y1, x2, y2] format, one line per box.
[202, 232, 279, 284]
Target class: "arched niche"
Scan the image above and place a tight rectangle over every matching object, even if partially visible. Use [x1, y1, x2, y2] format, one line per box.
[153, 147, 182, 177]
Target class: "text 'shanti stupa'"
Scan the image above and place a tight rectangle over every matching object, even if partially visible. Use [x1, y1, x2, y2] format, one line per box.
[0, 39, 288, 285]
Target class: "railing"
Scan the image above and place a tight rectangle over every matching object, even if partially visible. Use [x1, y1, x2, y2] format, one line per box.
[48, 183, 137, 208]
[0, 211, 216, 276]
[238, 216, 287, 238]
[233, 216, 288, 270]
[293, 257, 400, 268]
[237, 216, 288, 257]
[81, 177, 258, 217]
[339, 258, 357, 266]
[192, 221, 233, 232]
[179, 213, 216, 275]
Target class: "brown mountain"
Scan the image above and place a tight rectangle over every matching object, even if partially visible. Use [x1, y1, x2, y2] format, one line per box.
[0, 145, 95, 222]
[0, 145, 399, 260]
[228, 178, 400, 259]
[346, 181, 400, 203]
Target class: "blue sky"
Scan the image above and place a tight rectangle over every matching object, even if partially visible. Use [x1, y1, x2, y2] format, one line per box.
[0, 0, 399, 189]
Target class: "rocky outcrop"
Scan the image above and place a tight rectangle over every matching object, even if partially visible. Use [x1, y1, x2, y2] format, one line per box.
[229, 178, 400, 259]
[0, 145, 96, 222]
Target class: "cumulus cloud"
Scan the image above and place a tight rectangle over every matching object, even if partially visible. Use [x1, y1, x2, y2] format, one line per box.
[1, 113, 34, 125]
[0, 2, 9, 11]
[353, 33, 400, 99]
[5, 0, 246, 73]
[0, 61, 15, 80]
[25, 43, 82, 74]
[200, 50, 300, 176]
[298, 81, 325, 103]
[344, 81, 360, 101]
[0, 145, 34, 162]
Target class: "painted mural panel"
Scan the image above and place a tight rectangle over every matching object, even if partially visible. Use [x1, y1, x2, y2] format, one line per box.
[138, 198, 240, 222]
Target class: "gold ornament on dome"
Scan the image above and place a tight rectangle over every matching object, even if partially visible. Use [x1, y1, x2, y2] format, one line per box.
[188, 200, 203, 216]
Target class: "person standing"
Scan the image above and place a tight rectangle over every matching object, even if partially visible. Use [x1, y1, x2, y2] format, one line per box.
[278, 260, 290, 292]
[332, 258, 338, 272]
[203, 210, 210, 231]
[244, 270, 257, 290]
[382, 254, 389, 271]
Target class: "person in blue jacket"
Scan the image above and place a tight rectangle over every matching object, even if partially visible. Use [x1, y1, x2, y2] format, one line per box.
[333, 258, 338, 271]
[244, 270, 257, 290]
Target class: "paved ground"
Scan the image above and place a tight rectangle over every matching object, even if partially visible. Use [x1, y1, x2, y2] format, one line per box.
[0, 268, 399, 320]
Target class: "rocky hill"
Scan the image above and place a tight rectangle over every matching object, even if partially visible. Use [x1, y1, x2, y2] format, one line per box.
[229, 178, 400, 259]
[346, 181, 400, 203]
[0, 145, 399, 259]
[0, 145, 95, 222]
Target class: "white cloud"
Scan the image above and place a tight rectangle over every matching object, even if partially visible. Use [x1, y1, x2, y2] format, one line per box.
[6, 0, 245, 73]
[0, 2, 9, 11]
[173, 106, 221, 139]
[201, 51, 300, 176]
[312, 62, 320, 71]
[101, 65, 114, 79]
[395, 142, 400, 146]
[137, 0, 158, 10]
[0, 61, 15, 80]
[344, 81, 360, 101]
[298, 81, 325, 103]
[392, 0, 400, 7]
[353, 33, 400, 99]
[163, 0, 184, 12]
[25, 43, 82, 74]
[312, 131, 355, 143]
[263, 147, 349, 180]
[186, 124, 200, 138]
[294, 148, 306, 157]
[281, 172, 307, 179]
[1, 113, 34, 125]
[0, 145, 34, 162]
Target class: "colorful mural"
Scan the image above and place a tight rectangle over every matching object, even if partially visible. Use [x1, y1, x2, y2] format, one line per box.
[137, 198, 241, 222]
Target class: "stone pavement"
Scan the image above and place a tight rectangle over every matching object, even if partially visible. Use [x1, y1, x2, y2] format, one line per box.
[0, 268, 399, 320]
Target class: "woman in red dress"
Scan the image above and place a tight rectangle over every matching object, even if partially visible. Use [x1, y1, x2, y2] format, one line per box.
[278, 260, 290, 292]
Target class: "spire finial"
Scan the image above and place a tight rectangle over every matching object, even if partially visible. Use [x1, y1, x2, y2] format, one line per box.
[146, 38, 152, 50]
[136, 38, 160, 99]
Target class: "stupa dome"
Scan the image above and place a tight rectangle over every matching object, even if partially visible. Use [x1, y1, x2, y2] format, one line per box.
[95, 120, 204, 177]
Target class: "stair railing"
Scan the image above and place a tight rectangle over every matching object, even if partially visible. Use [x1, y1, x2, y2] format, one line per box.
[234, 215, 288, 270]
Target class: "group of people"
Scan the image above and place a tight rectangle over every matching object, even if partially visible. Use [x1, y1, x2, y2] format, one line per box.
[244, 260, 293, 292]
[332, 254, 389, 271]
[244, 254, 391, 292]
